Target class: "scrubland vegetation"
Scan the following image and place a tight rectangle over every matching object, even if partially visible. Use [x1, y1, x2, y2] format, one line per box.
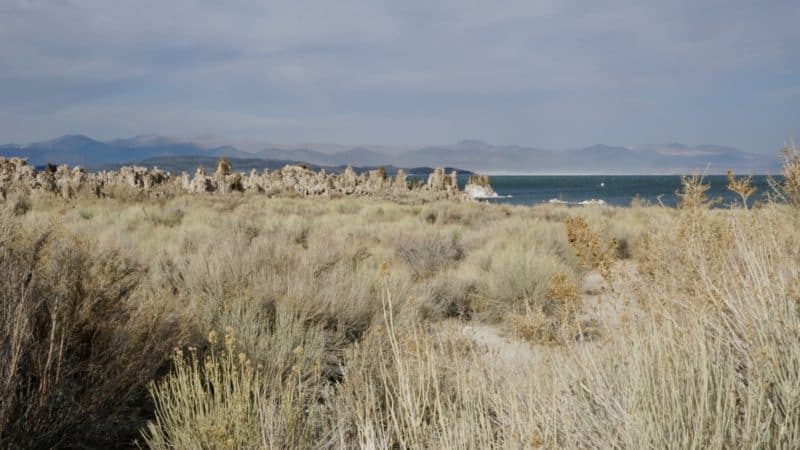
[2, 148, 800, 449]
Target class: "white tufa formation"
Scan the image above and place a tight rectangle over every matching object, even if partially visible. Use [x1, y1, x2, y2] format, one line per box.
[0, 157, 495, 202]
[463, 174, 499, 199]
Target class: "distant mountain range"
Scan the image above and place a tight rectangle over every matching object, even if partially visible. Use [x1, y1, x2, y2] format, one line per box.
[0, 134, 253, 167]
[0, 134, 783, 174]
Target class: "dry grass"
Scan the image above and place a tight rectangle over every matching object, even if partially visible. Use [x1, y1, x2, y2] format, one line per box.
[395, 230, 465, 279]
[0, 210, 187, 448]
[1, 165, 799, 448]
[781, 143, 800, 206]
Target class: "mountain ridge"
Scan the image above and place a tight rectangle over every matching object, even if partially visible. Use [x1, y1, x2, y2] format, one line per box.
[0, 134, 783, 174]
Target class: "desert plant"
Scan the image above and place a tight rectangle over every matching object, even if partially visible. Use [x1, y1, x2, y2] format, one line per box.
[145, 205, 185, 227]
[727, 169, 757, 209]
[565, 216, 617, 280]
[144, 315, 332, 449]
[333, 287, 505, 448]
[395, 231, 464, 279]
[557, 206, 800, 449]
[0, 214, 183, 448]
[416, 272, 479, 320]
[10, 194, 30, 216]
[2, 183, 798, 449]
[781, 143, 800, 206]
[677, 174, 711, 209]
[507, 273, 584, 344]
[479, 243, 567, 317]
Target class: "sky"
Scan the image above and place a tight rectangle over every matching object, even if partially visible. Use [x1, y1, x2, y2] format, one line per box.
[1, 0, 798, 153]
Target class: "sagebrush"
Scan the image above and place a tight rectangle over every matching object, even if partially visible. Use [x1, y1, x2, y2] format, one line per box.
[1, 170, 799, 448]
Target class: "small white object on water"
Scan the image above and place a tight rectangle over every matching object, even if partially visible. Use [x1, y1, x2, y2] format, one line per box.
[600, 182, 605, 187]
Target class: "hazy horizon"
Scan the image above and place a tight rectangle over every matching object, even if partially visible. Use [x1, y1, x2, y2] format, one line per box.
[1, 132, 784, 175]
[3, 132, 784, 154]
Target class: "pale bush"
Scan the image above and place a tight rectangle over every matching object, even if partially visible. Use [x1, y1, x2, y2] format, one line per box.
[415, 271, 479, 320]
[144, 204, 185, 227]
[0, 212, 185, 448]
[552, 206, 800, 448]
[782, 143, 800, 207]
[395, 230, 465, 279]
[3, 182, 800, 449]
[144, 312, 332, 449]
[332, 291, 543, 449]
[476, 239, 573, 322]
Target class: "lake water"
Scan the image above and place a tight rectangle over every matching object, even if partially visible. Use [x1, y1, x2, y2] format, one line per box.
[459, 175, 780, 207]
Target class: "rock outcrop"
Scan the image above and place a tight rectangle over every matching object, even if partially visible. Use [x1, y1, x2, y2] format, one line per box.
[0, 157, 494, 202]
[425, 168, 459, 195]
[464, 174, 499, 199]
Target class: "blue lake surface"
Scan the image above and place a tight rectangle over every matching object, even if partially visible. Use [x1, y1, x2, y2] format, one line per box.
[454, 175, 780, 207]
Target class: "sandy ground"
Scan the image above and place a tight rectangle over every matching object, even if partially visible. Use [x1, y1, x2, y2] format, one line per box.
[460, 260, 640, 370]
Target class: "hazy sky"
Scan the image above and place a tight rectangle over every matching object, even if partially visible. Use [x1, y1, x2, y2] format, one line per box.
[1, 0, 798, 152]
